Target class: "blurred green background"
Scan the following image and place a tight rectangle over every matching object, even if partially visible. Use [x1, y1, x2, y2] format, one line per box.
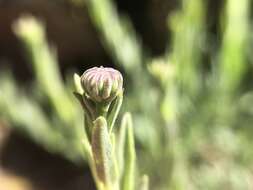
[1, 0, 253, 189]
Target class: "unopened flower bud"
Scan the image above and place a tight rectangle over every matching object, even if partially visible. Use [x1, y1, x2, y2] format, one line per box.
[81, 66, 123, 103]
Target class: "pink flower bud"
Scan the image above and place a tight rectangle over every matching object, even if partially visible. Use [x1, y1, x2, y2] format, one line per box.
[81, 66, 123, 103]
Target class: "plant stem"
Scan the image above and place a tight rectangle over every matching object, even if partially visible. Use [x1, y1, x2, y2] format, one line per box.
[96, 103, 110, 117]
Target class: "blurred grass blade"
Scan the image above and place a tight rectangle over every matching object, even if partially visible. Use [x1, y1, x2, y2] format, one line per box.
[219, 0, 250, 92]
[139, 175, 149, 190]
[168, 0, 205, 96]
[0, 71, 77, 160]
[13, 16, 76, 125]
[83, 0, 142, 72]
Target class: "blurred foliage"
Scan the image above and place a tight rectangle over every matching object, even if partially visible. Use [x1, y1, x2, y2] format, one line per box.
[0, 17, 85, 163]
[1, 0, 253, 189]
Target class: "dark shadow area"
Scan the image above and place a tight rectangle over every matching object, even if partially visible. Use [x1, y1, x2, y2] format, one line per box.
[0, 0, 113, 82]
[115, 0, 179, 56]
[0, 131, 95, 190]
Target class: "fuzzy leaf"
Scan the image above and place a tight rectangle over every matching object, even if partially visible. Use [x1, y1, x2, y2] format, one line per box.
[91, 117, 117, 189]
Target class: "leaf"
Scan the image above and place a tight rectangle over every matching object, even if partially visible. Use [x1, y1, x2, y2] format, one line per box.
[73, 73, 84, 95]
[121, 113, 136, 190]
[91, 117, 117, 189]
[117, 112, 127, 176]
[107, 92, 123, 133]
[73, 92, 95, 121]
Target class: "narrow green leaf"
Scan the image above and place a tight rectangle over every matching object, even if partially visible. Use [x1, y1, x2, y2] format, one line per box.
[107, 93, 123, 132]
[121, 113, 136, 190]
[73, 73, 84, 95]
[219, 0, 250, 92]
[92, 117, 117, 189]
[117, 112, 128, 177]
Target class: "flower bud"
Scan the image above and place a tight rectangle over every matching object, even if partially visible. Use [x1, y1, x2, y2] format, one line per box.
[81, 66, 123, 103]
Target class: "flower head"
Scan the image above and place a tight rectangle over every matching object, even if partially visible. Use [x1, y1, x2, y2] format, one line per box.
[81, 66, 123, 103]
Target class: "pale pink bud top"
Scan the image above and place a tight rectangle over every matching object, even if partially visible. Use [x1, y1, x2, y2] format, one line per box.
[81, 66, 123, 102]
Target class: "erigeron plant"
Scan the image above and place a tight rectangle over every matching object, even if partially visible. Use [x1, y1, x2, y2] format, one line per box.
[73, 66, 148, 190]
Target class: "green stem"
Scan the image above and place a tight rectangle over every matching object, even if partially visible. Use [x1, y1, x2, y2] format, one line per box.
[96, 102, 110, 117]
